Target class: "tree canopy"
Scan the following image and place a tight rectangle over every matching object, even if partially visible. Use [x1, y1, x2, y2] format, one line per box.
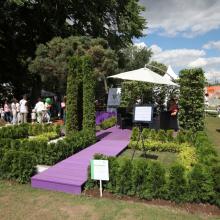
[0, 0, 146, 98]
[29, 36, 118, 95]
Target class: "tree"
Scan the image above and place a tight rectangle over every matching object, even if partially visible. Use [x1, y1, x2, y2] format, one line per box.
[65, 56, 81, 134]
[1, 0, 146, 98]
[29, 36, 118, 95]
[178, 68, 206, 131]
[82, 56, 96, 133]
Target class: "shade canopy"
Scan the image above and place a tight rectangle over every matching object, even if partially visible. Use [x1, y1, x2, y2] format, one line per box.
[163, 65, 178, 81]
[108, 67, 178, 86]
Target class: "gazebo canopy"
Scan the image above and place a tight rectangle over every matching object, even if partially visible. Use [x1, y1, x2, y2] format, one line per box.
[108, 67, 178, 86]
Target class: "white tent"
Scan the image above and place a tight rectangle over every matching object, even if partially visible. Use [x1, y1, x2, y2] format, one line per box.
[108, 67, 178, 86]
[163, 65, 178, 81]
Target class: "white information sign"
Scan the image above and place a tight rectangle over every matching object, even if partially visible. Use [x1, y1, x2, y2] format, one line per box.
[107, 88, 121, 106]
[134, 106, 153, 122]
[91, 160, 109, 181]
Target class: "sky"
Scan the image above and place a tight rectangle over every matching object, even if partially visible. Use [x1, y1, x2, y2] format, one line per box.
[134, 0, 220, 83]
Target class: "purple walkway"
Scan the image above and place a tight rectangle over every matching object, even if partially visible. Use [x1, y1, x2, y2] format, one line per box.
[31, 126, 131, 194]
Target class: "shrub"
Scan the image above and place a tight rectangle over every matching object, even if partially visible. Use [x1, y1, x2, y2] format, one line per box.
[0, 150, 36, 183]
[130, 127, 140, 141]
[66, 56, 80, 133]
[100, 117, 117, 130]
[178, 68, 205, 131]
[115, 158, 133, 195]
[82, 55, 96, 134]
[0, 124, 29, 139]
[141, 161, 166, 199]
[167, 163, 187, 202]
[130, 158, 148, 196]
[188, 164, 215, 203]
[178, 146, 197, 171]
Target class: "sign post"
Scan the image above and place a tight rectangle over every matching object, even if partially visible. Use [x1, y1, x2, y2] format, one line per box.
[91, 160, 109, 197]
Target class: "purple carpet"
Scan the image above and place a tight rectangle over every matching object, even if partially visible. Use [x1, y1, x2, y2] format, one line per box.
[31, 126, 131, 194]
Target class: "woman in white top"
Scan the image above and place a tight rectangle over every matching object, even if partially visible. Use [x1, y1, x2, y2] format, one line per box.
[19, 95, 28, 123]
[11, 98, 19, 124]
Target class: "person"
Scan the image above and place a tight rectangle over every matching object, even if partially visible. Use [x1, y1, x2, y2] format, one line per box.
[44, 98, 52, 123]
[19, 95, 28, 123]
[61, 96, 66, 123]
[31, 109, 37, 124]
[3, 100, 11, 123]
[11, 98, 19, 124]
[168, 98, 179, 132]
[0, 105, 5, 120]
[34, 98, 45, 124]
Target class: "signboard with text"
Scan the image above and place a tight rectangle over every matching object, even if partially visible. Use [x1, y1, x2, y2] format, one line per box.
[133, 105, 153, 123]
[91, 160, 109, 181]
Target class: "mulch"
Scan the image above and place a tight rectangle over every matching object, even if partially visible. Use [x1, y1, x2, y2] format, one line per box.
[84, 189, 220, 217]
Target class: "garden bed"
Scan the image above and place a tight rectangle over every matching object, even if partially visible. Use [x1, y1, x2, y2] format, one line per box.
[84, 188, 220, 217]
[86, 128, 220, 207]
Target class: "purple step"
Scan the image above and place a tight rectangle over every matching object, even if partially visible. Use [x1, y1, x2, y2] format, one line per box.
[31, 126, 131, 194]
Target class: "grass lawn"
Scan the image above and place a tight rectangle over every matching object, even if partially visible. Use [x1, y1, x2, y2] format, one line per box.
[205, 116, 220, 156]
[119, 149, 177, 169]
[0, 180, 219, 220]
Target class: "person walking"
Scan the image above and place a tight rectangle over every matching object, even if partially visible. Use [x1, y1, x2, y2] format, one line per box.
[34, 98, 45, 123]
[11, 98, 19, 124]
[19, 95, 28, 123]
[3, 100, 11, 123]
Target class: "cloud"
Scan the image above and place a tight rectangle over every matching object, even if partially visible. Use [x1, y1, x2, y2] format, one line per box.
[188, 57, 220, 82]
[150, 44, 206, 68]
[203, 40, 220, 50]
[134, 42, 147, 48]
[149, 44, 220, 82]
[140, 0, 220, 37]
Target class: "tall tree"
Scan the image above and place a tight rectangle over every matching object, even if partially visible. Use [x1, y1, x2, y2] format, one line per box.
[82, 55, 96, 133]
[1, 0, 146, 97]
[66, 56, 81, 133]
[29, 36, 118, 95]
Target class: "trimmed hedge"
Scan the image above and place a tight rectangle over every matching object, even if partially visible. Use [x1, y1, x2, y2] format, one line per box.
[0, 128, 96, 183]
[86, 153, 219, 206]
[87, 129, 220, 206]
[0, 123, 61, 139]
[100, 117, 117, 130]
[0, 150, 37, 183]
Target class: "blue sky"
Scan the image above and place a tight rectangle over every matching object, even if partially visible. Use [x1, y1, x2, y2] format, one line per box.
[135, 0, 220, 82]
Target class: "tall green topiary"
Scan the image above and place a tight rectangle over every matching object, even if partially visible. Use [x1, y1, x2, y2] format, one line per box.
[66, 56, 81, 134]
[82, 55, 96, 134]
[178, 68, 205, 131]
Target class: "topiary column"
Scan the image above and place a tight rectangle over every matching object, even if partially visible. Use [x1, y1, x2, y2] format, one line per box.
[66, 56, 81, 134]
[82, 55, 96, 133]
[178, 68, 205, 131]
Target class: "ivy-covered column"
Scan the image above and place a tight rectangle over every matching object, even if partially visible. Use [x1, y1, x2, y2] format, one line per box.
[66, 56, 81, 134]
[82, 55, 96, 134]
[178, 68, 205, 131]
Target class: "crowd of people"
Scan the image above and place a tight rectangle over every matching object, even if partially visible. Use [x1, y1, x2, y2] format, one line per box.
[0, 95, 66, 124]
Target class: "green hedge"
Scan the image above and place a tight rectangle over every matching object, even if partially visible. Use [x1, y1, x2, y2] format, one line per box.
[0, 124, 29, 139]
[100, 117, 117, 130]
[0, 150, 37, 183]
[0, 123, 61, 139]
[87, 129, 220, 206]
[86, 153, 219, 206]
[0, 128, 96, 182]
